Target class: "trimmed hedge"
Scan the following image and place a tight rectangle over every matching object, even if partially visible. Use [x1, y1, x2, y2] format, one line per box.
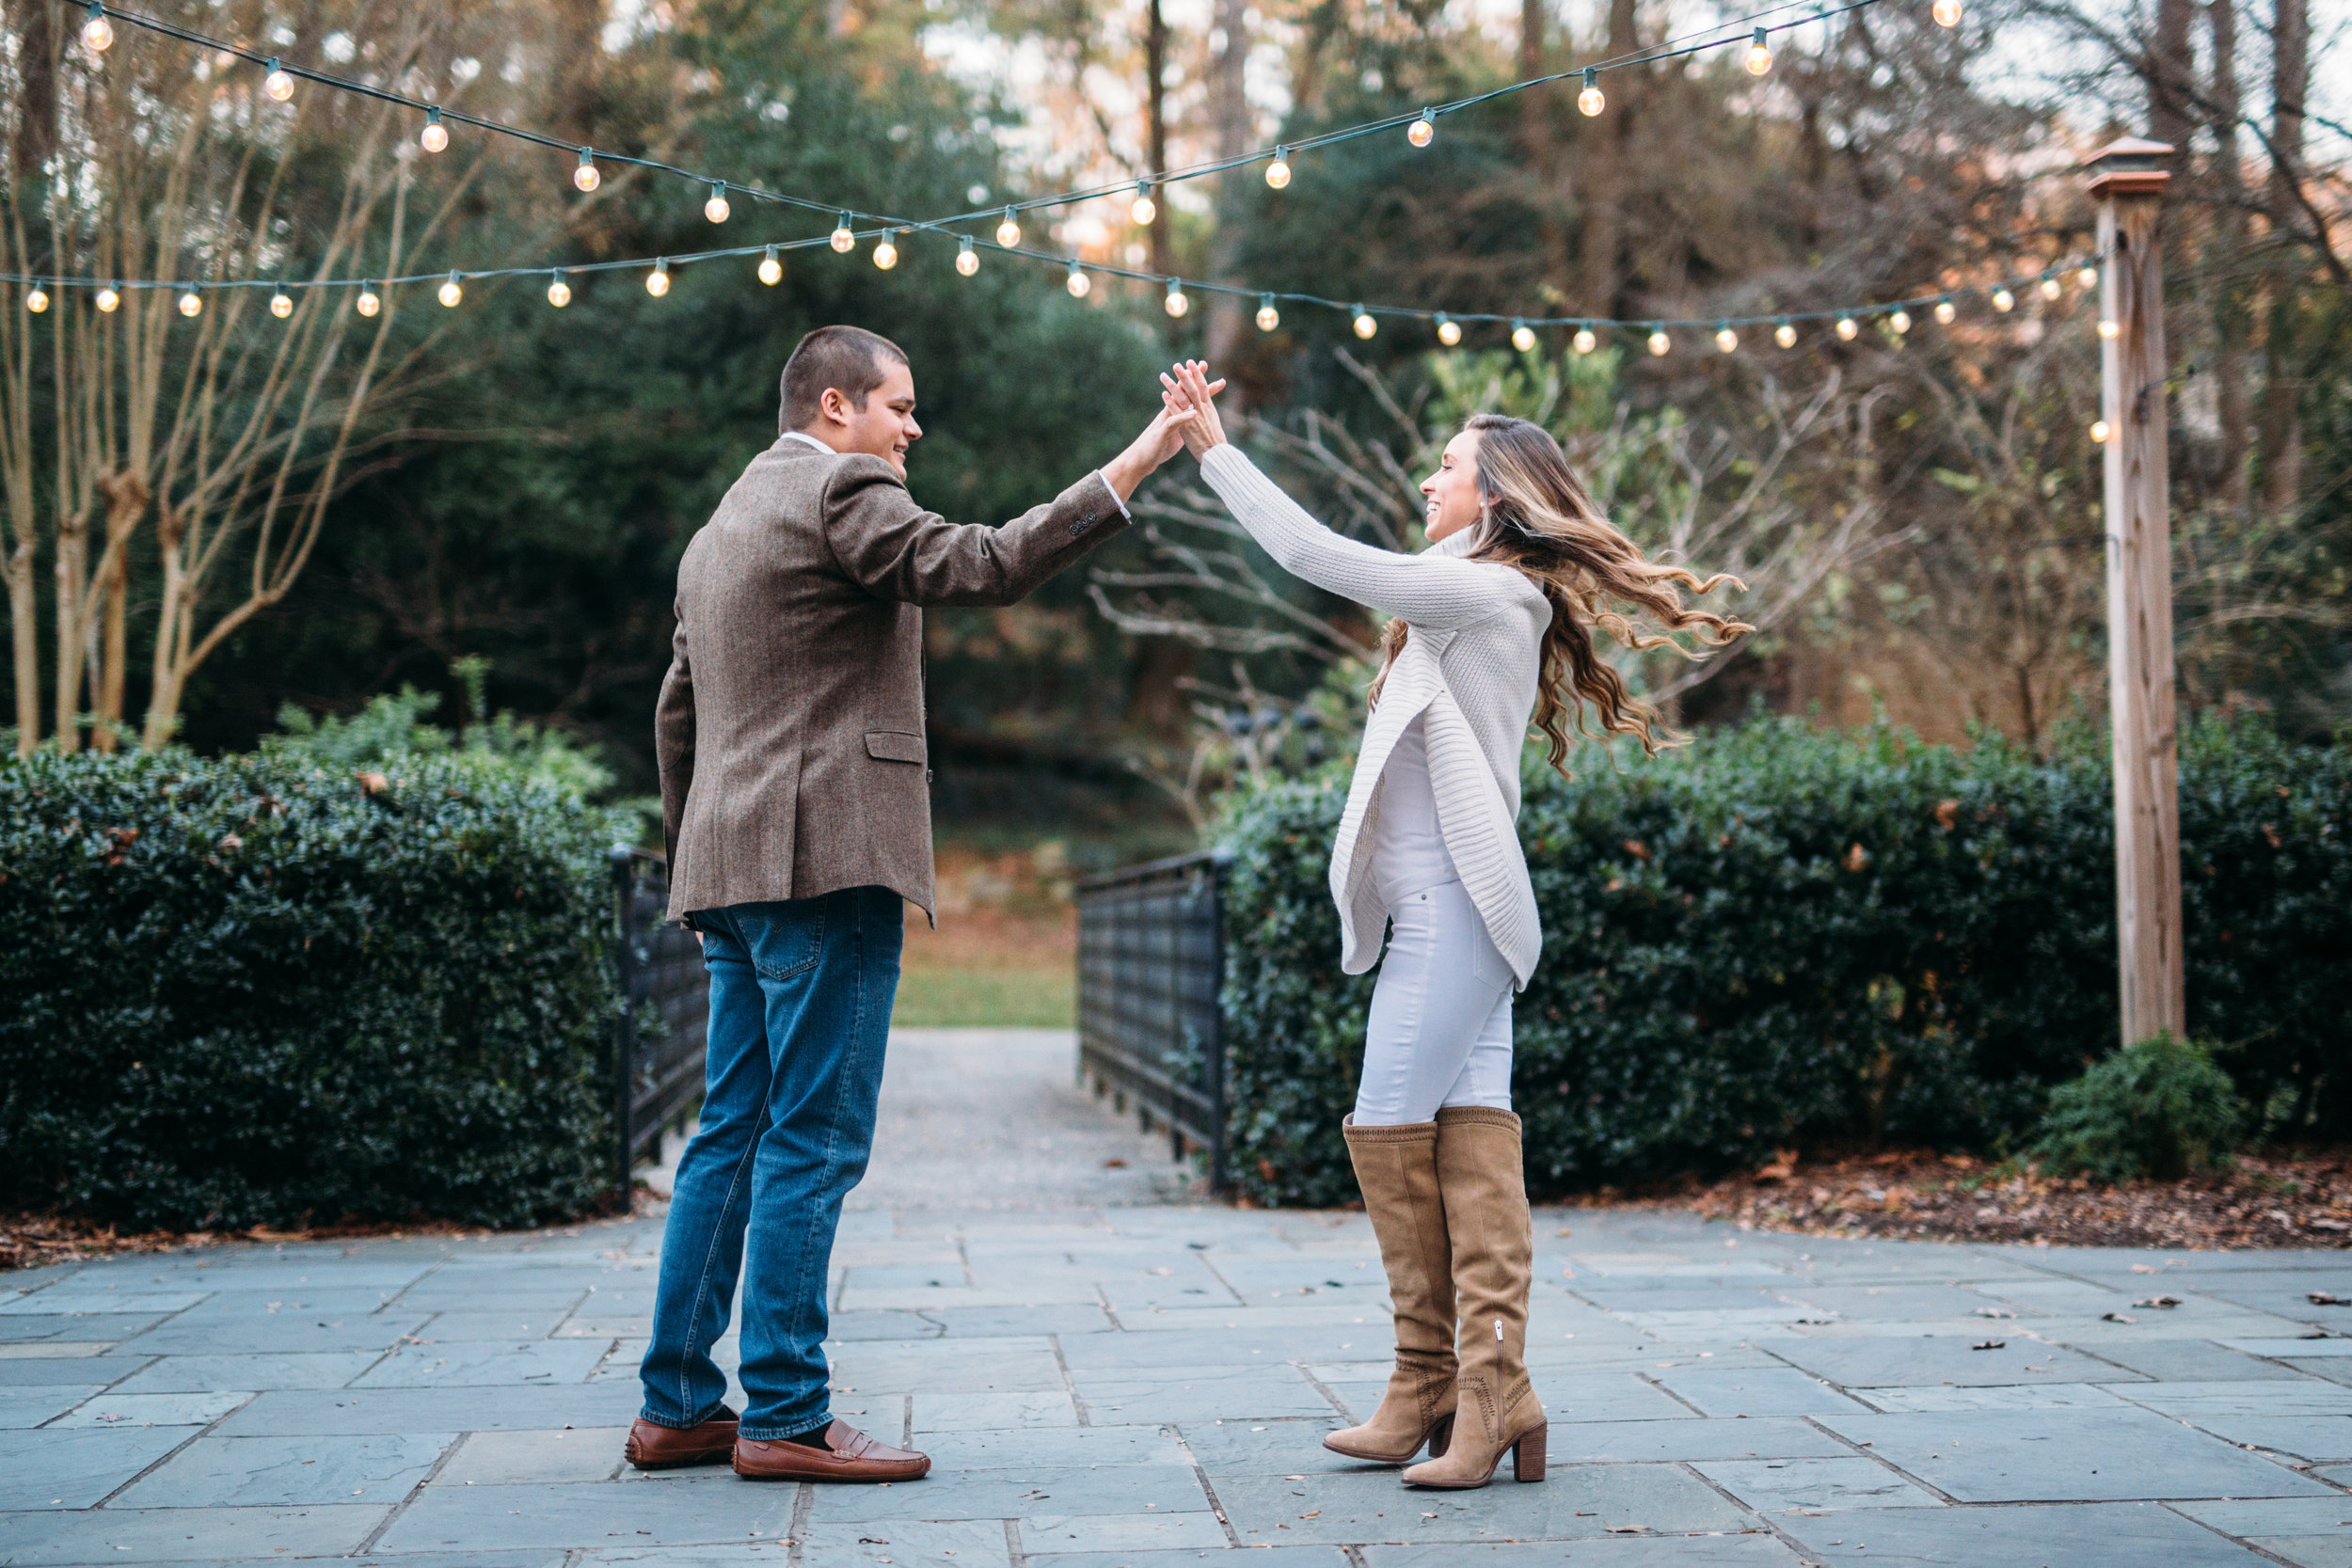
[0, 752, 621, 1230]
[1219, 714, 2352, 1207]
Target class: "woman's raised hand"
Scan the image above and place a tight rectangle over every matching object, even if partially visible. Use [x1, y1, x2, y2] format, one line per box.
[1159, 361, 1229, 459]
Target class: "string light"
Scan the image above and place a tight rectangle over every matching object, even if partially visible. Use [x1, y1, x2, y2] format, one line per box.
[263, 59, 295, 102]
[646, 260, 670, 297]
[2077, 264, 2099, 288]
[1835, 315, 1859, 340]
[1933, 297, 1956, 324]
[873, 232, 899, 270]
[1647, 326, 1671, 356]
[421, 107, 448, 153]
[1932, 0, 1961, 24]
[1579, 69, 1604, 117]
[1774, 319, 1797, 348]
[96, 285, 119, 313]
[2090, 419, 2110, 442]
[1408, 111, 1436, 148]
[995, 209, 1021, 247]
[1993, 288, 2014, 312]
[1165, 277, 1189, 318]
[1265, 149, 1291, 190]
[1353, 305, 1377, 340]
[82, 2, 112, 53]
[24, 287, 47, 314]
[1572, 327, 1597, 354]
[178, 289, 201, 318]
[1130, 183, 1156, 226]
[437, 271, 463, 308]
[1512, 320, 1536, 352]
[1889, 309, 1911, 335]
[831, 214, 856, 254]
[705, 183, 731, 224]
[2097, 318, 2120, 339]
[270, 287, 293, 317]
[547, 273, 571, 307]
[2039, 275, 2062, 300]
[1716, 325, 1739, 353]
[956, 237, 978, 277]
[1436, 313, 1460, 346]
[356, 284, 380, 316]
[758, 245, 782, 285]
[573, 149, 600, 193]
[1257, 294, 1279, 331]
[1744, 27, 1772, 75]
[1068, 261, 1091, 298]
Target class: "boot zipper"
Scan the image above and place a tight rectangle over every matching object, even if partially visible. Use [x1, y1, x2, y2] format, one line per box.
[1494, 1319, 1503, 1340]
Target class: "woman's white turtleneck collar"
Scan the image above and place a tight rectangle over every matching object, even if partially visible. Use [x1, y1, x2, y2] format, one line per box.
[1429, 523, 1483, 559]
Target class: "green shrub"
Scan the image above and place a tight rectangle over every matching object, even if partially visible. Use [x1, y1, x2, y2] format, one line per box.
[1216, 712, 2352, 1206]
[2030, 1033, 2246, 1182]
[0, 750, 622, 1230]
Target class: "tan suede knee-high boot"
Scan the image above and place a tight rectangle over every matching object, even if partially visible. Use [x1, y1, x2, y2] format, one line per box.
[1324, 1117, 1458, 1465]
[1403, 1107, 1545, 1487]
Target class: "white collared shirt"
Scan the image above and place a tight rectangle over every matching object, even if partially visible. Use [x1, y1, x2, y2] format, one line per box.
[779, 428, 1127, 516]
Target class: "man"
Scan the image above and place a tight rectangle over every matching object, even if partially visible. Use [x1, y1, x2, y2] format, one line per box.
[627, 325, 1199, 1483]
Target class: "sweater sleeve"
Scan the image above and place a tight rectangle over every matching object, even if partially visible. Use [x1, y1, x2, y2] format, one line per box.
[1199, 444, 1518, 628]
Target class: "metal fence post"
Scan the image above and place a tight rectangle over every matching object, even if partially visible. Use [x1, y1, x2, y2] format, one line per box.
[610, 845, 641, 1203]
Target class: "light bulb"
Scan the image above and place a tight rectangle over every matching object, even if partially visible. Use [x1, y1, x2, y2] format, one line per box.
[1835, 315, 1859, 340]
[2090, 419, 2110, 443]
[831, 214, 856, 254]
[547, 275, 571, 308]
[995, 209, 1021, 247]
[1578, 69, 1604, 117]
[356, 286, 380, 317]
[1889, 309, 1911, 334]
[758, 246, 782, 286]
[437, 272, 463, 309]
[1934, 298, 1956, 325]
[82, 4, 112, 52]
[421, 109, 448, 153]
[705, 184, 730, 224]
[1572, 327, 1597, 355]
[646, 261, 670, 297]
[955, 238, 978, 277]
[1992, 288, 2014, 312]
[574, 150, 600, 193]
[1130, 183, 1156, 226]
[1256, 295, 1279, 331]
[1774, 320, 1797, 348]
[1353, 307, 1376, 340]
[2098, 318, 2120, 339]
[1716, 326, 1739, 353]
[1408, 113, 1435, 148]
[1068, 262, 1091, 299]
[1745, 28, 1772, 75]
[1265, 150, 1291, 190]
[263, 60, 294, 102]
[1164, 279, 1188, 318]
[270, 290, 293, 318]
[1647, 328, 1670, 356]
[179, 290, 202, 318]
[873, 234, 899, 270]
[1436, 314, 1460, 346]
[1512, 321, 1536, 353]
[96, 286, 119, 313]
[2040, 275, 2062, 300]
[1932, 0, 1962, 25]
[24, 287, 48, 314]
[2077, 264, 2099, 288]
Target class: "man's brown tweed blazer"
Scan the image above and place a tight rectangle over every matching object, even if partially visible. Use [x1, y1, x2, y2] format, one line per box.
[657, 436, 1127, 920]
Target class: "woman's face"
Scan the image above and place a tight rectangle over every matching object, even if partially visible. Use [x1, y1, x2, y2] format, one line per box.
[1420, 429, 1486, 543]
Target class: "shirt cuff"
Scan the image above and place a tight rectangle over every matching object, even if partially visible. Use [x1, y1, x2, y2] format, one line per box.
[1093, 470, 1131, 518]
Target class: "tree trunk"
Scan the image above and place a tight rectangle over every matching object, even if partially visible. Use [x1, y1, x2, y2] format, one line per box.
[6, 539, 35, 753]
[2255, 0, 2308, 513]
[549, 0, 604, 143]
[1202, 0, 1252, 379]
[1144, 0, 1171, 288]
[2147, 0, 2197, 153]
[1520, 0, 1568, 296]
[9, 0, 56, 179]
[1579, 0, 1639, 317]
[51, 513, 85, 752]
[90, 472, 148, 752]
[2208, 0, 2250, 511]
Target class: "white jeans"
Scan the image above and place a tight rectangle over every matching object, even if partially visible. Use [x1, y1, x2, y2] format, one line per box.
[1353, 879, 1516, 1126]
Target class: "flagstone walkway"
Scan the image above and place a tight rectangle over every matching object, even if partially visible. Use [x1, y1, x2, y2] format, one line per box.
[6, 1028, 2352, 1566]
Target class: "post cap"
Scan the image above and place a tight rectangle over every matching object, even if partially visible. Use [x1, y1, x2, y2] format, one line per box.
[2085, 137, 2174, 198]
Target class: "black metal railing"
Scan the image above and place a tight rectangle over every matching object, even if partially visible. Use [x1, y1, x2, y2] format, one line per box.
[612, 847, 710, 1196]
[1074, 849, 1232, 1190]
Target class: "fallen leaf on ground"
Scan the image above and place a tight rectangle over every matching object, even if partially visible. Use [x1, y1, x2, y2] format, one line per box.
[1972, 1340, 2006, 1350]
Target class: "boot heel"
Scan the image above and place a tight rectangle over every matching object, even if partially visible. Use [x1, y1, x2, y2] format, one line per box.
[1510, 1423, 1547, 1483]
[1425, 1412, 1454, 1459]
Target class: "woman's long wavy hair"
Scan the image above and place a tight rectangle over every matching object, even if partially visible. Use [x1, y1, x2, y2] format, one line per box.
[1368, 414, 1753, 771]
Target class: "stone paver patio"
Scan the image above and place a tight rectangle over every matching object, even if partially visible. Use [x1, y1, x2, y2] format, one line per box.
[6, 1028, 2352, 1566]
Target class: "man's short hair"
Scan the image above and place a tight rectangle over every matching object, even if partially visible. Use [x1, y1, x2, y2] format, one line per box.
[779, 325, 909, 434]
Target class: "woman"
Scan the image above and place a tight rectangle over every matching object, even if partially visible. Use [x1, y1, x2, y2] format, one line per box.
[1161, 360, 1749, 1490]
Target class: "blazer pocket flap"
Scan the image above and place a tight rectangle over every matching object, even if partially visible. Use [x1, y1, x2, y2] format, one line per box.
[866, 730, 928, 765]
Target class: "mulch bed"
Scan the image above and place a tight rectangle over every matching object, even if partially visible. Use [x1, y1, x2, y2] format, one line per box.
[1584, 1148, 2352, 1250]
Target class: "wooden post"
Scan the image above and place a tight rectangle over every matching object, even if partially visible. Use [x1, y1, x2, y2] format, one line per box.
[2087, 137, 2185, 1049]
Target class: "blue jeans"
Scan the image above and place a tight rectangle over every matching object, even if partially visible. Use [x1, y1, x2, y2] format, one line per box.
[637, 885, 903, 1439]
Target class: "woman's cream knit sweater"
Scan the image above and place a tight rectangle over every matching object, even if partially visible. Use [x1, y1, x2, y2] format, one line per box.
[1199, 443, 1550, 990]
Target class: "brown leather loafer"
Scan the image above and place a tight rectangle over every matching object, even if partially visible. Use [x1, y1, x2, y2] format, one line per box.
[625, 1412, 739, 1470]
[733, 1419, 930, 1482]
